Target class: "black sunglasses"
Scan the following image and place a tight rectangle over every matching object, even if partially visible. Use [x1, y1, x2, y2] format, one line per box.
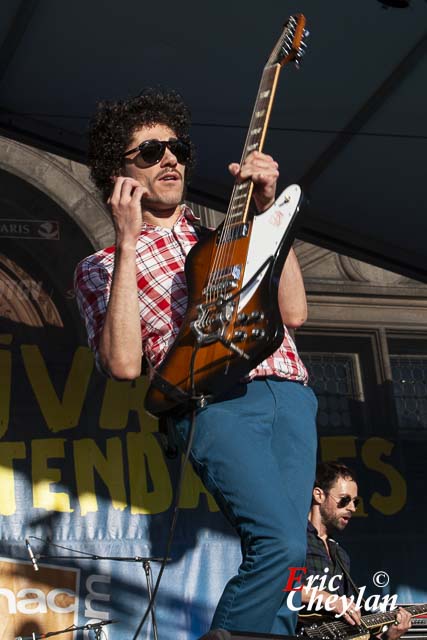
[328, 493, 360, 509]
[123, 138, 191, 166]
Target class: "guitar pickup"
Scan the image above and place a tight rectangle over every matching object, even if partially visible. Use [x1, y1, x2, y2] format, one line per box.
[216, 223, 249, 244]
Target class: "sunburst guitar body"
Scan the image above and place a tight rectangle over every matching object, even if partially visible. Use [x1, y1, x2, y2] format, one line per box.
[145, 185, 303, 416]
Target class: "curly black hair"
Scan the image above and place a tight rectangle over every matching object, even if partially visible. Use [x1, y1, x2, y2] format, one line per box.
[87, 87, 195, 202]
[315, 462, 357, 493]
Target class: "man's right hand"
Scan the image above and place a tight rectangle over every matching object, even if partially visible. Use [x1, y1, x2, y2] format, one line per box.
[334, 596, 362, 626]
[107, 177, 147, 246]
[97, 176, 146, 380]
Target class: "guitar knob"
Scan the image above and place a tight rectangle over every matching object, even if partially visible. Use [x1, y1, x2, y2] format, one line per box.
[249, 310, 265, 321]
[233, 331, 247, 342]
[236, 313, 248, 324]
[251, 329, 266, 339]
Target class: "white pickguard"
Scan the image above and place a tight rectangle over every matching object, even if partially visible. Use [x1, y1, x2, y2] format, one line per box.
[238, 184, 302, 312]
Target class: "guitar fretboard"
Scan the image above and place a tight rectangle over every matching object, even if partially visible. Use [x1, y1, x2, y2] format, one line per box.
[306, 603, 427, 638]
[224, 63, 281, 229]
[362, 603, 427, 629]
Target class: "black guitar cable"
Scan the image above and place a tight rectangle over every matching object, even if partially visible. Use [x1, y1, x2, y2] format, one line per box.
[131, 347, 204, 640]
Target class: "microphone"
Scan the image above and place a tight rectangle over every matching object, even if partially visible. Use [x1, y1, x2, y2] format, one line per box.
[25, 538, 39, 572]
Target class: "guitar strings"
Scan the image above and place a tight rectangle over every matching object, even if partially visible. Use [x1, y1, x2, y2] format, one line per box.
[205, 63, 278, 324]
[207, 68, 271, 298]
[206, 62, 272, 293]
[198, 20, 295, 329]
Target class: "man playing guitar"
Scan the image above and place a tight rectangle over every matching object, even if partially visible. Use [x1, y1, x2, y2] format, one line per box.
[74, 88, 318, 634]
[301, 463, 412, 639]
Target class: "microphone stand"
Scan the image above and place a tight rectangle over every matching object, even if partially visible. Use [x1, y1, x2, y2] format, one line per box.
[28, 538, 169, 640]
[16, 619, 115, 640]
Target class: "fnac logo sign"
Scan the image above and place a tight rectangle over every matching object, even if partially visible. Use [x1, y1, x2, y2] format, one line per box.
[0, 557, 79, 640]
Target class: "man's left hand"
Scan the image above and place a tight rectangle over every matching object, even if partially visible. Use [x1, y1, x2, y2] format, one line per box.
[385, 608, 412, 640]
[228, 150, 279, 213]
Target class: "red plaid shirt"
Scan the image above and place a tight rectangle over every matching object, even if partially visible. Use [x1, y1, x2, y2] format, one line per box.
[74, 205, 308, 383]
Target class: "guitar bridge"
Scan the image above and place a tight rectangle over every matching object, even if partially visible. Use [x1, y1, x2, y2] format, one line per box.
[203, 264, 242, 297]
[202, 278, 238, 296]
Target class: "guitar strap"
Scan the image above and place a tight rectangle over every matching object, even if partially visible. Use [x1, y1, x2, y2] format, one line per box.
[330, 542, 367, 607]
[191, 219, 213, 240]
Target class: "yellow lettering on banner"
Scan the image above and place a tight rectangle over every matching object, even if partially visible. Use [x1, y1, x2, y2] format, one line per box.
[361, 437, 407, 515]
[100, 376, 157, 433]
[179, 460, 219, 512]
[127, 433, 172, 514]
[320, 435, 368, 517]
[32, 439, 73, 512]
[0, 334, 12, 439]
[74, 437, 126, 516]
[21, 345, 93, 432]
[0, 441, 26, 515]
[320, 435, 357, 461]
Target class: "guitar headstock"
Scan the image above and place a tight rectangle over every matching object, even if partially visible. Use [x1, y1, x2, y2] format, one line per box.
[268, 14, 309, 69]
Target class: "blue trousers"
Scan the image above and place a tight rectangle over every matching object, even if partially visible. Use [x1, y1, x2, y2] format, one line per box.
[174, 378, 318, 635]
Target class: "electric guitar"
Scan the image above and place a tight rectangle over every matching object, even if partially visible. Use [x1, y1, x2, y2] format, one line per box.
[144, 15, 309, 417]
[298, 603, 427, 640]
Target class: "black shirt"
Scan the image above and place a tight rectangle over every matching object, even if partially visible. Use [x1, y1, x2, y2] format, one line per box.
[305, 521, 357, 598]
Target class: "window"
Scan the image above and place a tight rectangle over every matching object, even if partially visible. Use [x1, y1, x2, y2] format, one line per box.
[388, 337, 427, 432]
[298, 332, 380, 436]
[302, 352, 362, 431]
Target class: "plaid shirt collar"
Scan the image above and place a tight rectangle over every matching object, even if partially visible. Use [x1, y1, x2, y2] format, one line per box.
[307, 520, 340, 555]
[139, 203, 200, 232]
[306, 520, 341, 581]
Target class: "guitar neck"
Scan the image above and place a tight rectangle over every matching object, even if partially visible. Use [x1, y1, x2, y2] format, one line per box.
[221, 14, 308, 233]
[362, 603, 427, 629]
[226, 63, 281, 226]
[219, 13, 308, 238]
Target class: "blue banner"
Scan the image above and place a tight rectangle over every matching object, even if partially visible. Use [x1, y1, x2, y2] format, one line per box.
[1, 337, 426, 640]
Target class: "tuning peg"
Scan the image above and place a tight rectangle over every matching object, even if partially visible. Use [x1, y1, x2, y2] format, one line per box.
[294, 53, 304, 69]
[304, 28, 310, 38]
[295, 47, 306, 64]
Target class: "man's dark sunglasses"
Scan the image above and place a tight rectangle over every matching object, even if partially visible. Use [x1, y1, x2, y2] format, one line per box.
[123, 138, 191, 166]
[328, 493, 360, 509]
